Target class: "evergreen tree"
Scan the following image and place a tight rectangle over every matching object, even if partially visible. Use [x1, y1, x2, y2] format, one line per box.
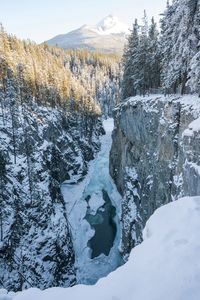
[160, 0, 199, 94]
[148, 17, 161, 91]
[121, 19, 139, 99]
[137, 10, 150, 95]
[0, 151, 7, 242]
[160, 0, 179, 93]
[121, 12, 161, 99]
[187, 0, 200, 96]
[6, 69, 18, 164]
[188, 46, 200, 96]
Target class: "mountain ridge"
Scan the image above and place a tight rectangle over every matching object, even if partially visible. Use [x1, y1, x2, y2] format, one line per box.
[46, 15, 129, 54]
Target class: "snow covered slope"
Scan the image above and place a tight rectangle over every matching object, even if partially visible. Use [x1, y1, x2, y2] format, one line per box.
[5, 196, 200, 300]
[46, 15, 129, 54]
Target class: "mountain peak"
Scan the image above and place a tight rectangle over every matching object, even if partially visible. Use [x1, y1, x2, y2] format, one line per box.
[96, 15, 129, 35]
[97, 15, 119, 30]
[46, 15, 129, 54]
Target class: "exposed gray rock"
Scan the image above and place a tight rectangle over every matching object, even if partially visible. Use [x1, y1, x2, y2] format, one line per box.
[110, 95, 200, 258]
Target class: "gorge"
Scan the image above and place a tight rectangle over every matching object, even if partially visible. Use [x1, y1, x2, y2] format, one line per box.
[61, 119, 123, 285]
[1, 0, 200, 298]
[3, 93, 200, 300]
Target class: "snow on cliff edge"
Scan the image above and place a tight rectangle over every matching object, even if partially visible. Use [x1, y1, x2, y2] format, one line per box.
[3, 196, 200, 300]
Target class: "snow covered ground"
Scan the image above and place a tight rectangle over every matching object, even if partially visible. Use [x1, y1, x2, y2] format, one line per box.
[5, 196, 200, 300]
[61, 119, 123, 284]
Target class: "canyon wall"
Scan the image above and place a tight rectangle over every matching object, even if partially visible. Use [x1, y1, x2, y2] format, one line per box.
[110, 95, 200, 257]
[0, 101, 104, 291]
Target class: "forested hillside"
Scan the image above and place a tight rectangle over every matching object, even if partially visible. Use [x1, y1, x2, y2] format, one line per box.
[122, 0, 200, 98]
[0, 27, 120, 291]
[0, 26, 121, 116]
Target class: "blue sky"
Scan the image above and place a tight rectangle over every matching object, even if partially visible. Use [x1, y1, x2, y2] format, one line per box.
[0, 0, 167, 43]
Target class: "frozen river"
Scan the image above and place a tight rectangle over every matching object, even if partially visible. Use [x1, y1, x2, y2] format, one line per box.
[61, 119, 123, 284]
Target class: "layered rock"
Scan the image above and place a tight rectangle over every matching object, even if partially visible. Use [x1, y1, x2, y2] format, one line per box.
[110, 95, 200, 257]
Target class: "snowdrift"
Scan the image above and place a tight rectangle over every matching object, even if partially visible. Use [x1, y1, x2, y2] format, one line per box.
[2, 196, 200, 300]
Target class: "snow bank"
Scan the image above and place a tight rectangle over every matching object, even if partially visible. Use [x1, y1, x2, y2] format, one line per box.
[12, 196, 200, 300]
[183, 117, 200, 137]
[0, 289, 13, 300]
[119, 94, 200, 117]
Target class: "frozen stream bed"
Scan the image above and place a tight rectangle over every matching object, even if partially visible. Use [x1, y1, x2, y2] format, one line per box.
[61, 119, 123, 284]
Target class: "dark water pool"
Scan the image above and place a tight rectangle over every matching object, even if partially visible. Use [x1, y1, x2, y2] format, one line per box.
[85, 189, 117, 259]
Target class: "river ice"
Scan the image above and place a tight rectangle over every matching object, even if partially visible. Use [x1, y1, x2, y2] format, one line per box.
[61, 119, 123, 284]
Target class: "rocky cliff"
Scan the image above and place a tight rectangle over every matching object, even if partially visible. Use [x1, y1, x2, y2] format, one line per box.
[110, 95, 200, 258]
[0, 100, 104, 291]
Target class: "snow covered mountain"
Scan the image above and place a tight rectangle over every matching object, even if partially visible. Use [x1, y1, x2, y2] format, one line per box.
[46, 15, 129, 54]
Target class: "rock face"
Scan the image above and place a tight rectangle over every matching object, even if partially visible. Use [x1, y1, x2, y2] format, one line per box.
[110, 95, 200, 257]
[0, 101, 104, 291]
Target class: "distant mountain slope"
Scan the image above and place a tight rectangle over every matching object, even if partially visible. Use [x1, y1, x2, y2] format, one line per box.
[46, 15, 129, 54]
